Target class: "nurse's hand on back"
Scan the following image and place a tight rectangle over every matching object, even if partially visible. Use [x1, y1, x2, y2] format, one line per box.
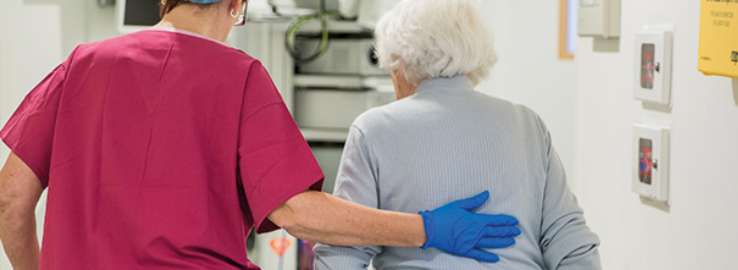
[418, 191, 521, 262]
[0, 0, 521, 269]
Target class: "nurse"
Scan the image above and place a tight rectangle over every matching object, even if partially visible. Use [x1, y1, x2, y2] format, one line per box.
[0, 0, 521, 269]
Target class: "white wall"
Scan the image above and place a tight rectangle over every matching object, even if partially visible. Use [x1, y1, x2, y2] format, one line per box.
[478, 0, 580, 188]
[0, 1, 117, 268]
[574, 0, 738, 269]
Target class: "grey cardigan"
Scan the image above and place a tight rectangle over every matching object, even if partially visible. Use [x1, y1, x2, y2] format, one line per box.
[314, 76, 601, 270]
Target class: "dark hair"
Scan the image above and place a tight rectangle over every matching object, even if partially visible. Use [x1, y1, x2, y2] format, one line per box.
[160, 0, 217, 18]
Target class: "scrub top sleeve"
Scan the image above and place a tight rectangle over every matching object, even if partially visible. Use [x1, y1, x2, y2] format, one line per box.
[0, 63, 68, 188]
[238, 63, 324, 234]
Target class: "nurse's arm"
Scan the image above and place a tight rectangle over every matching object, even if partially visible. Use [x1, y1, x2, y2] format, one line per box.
[0, 153, 43, 270]
[268, 191, 426, 248]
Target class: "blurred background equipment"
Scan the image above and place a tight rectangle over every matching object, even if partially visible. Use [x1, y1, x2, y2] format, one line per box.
[97, 0, 115, 8]
[337, 0, 360, 19]
[295, 33, 382, 75]
[117, 0, 160, 33]
[357, 0, 396, 29]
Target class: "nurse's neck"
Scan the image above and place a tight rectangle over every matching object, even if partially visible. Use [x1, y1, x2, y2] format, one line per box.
[158, 5, 234, 43]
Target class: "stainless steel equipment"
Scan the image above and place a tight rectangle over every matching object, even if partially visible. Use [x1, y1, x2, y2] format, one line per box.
[98, 0, 115, 7]
[296, 34, 385, 76]
[309, 142, 344, 194]
[295, 88, 394, 130]
[338, 0, 360, 19]
[293, 0, 339, 11]
[358, 0, 397, 29]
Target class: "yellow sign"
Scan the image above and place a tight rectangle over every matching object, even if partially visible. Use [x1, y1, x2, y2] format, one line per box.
[699, 0, 738, 78]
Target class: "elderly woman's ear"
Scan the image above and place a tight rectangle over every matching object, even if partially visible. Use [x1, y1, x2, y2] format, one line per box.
[390, 62, 419, 100]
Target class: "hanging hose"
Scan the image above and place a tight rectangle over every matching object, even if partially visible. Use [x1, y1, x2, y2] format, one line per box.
[284, 0, 332, 63]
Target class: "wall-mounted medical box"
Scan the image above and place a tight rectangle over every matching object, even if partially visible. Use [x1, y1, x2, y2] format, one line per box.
[634, 25, 674, 106]
[633, 124, 670, 204]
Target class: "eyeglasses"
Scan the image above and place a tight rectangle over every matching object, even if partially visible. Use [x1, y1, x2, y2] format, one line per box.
[234, 1, 248, 26]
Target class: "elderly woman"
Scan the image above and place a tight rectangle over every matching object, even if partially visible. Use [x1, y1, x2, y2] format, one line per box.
[314, 0, 601, 269]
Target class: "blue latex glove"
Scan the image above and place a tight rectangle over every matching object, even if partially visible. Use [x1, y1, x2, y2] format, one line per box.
[420, 191, 521, 263]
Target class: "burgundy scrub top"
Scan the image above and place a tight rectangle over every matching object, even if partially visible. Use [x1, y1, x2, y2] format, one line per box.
[0, 29, 324, 270]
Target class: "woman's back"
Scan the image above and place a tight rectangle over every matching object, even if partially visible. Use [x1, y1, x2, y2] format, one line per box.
[315, 76, 599, 269]
[9, 29, 299, 269]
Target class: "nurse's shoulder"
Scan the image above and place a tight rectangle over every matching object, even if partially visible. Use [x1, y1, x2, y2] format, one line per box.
[63, 30, 259, 70]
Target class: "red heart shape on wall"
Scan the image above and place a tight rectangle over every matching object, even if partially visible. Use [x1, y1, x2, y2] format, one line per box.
[270, 237, 292, 257]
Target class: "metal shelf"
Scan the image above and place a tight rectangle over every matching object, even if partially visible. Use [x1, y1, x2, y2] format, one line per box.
[294, 74, 364, 89]
[301, 128, 349, 142]
[293, 18, 371, 34]
[248, 17, 370, 34]
[294, 74, 392, 89]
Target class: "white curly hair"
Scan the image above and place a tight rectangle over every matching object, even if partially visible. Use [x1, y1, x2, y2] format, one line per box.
[374, 0, 497, 86]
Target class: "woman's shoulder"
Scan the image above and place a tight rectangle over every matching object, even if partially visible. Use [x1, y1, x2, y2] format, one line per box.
[350, 106, 389, 135]
[469, 91, 546, 126]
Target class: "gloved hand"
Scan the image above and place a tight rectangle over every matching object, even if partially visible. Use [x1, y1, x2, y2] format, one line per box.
[420, 191, 521, 263]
